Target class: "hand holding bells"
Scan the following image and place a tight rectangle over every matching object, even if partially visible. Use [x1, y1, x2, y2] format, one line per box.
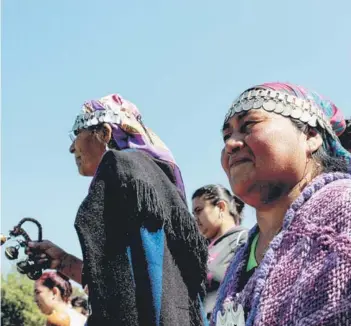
[1, 218, 49, 280]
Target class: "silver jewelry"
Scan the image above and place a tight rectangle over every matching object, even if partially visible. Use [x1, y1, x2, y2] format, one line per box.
[70, 103, 122, 137]
[224, 89, 334, 137]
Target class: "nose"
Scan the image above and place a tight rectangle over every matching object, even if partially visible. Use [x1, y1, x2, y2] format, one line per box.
[69, 141, 76, 154]
[195, 220, 202, 230]
[224, 134, 245, 155]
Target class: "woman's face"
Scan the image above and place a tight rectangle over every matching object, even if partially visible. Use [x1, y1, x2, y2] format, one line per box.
[69, 129, 106, 176]
[221, 109, 312, 207]
[34, 283, 55, 315]
[192, 196, 222, 240]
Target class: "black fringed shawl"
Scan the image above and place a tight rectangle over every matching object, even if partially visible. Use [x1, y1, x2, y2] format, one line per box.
[74, 149, 208, 326]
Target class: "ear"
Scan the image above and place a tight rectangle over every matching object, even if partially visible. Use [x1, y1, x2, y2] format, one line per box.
[98, 123, 112, 144]
[306, 129, 323, 155]
[217, 200, 226, 212]
[52, 287, 59, 299]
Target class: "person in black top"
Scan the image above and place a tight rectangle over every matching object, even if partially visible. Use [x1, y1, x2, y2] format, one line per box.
[27, 93, 208, 325]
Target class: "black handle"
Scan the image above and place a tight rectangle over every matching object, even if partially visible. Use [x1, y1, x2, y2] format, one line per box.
[9, 217, 43, 243]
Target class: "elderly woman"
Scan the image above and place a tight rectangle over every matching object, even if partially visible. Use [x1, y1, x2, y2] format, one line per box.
[28, 94, 208, 325]
[211, 83, 351, 326]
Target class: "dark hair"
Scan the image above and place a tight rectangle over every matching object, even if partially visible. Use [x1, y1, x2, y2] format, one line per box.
[338, 119, 351, 151]
[291, 119, 348, 173]
[37, 271, 72, 303]
[192, 184, 244, 224]
[71, 296, 88, 315]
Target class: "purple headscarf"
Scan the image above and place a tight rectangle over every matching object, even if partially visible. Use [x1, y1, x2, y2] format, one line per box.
[71, 93, 186, 198]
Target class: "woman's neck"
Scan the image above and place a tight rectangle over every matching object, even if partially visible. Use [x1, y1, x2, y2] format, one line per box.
[254, 196, 294, 264]
[214, 217, 237, 240]
[53, 301, 69, 313]
[256, 204, 287, 238]
[256, 173, 312, 238]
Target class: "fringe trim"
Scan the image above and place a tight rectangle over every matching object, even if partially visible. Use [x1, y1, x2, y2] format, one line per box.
[127, 178, 208, 292]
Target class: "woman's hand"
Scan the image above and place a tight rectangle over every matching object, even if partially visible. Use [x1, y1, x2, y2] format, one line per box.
[26, 240, 67, 270]
[27, 240, 83, 284]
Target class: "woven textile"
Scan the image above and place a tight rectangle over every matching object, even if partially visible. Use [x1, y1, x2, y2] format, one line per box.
[212, 172, 351, 325]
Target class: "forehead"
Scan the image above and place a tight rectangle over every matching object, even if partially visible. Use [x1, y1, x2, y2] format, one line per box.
[34, 283, 46, 292]
[75, 128, 96, 140]
[222, 109, 271, 131]
[192, 196, 206, 207]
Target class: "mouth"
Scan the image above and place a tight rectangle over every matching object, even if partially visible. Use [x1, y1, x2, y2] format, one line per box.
[229, 157, 252, 169]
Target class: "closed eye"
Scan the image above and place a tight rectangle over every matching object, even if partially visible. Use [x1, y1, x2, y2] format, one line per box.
[240, 121, 255, 133]
[223, 133, 231, 142]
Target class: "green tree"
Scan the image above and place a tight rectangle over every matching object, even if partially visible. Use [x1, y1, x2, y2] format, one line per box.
[1, 270, 45, 326]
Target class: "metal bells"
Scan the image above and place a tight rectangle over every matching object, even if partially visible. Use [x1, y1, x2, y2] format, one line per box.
[1, 218, 46, 280]
[5, 245, 20, 260]
[1, 234, 7, 245]
[16, 259, 43, 280]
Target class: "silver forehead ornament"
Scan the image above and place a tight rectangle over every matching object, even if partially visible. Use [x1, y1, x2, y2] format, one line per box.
[224, 89, 334, 137]
[71, 103, 123, 134]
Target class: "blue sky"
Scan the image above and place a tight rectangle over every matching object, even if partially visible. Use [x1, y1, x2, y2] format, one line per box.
[2, 0, 351, 275]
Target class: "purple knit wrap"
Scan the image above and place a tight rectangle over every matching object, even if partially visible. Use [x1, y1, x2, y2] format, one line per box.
[211, 172, 351, 325]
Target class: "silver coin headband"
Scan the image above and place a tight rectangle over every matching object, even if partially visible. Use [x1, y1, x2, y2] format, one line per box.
[71, 104, 124, 135]
[224, 89, 334, 136]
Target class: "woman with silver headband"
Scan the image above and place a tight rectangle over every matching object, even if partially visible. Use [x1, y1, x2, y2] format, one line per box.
[211, 83, 351, 326]
[27, 94, 208, 325]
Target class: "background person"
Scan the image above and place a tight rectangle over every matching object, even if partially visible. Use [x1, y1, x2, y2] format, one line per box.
[34, 271, 86, 326]
[192, 184, 248, 320]
[71, 296, 89, 317]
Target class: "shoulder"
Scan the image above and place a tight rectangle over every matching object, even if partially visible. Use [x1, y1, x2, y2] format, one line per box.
[67, 308, 87, 326]
[296, 173, 351, 232]
[96, 149, 159, 181]
[225, 228, 248, 249]
[46, 311, 70, 326]
[99, 149, 152, 170]
[211, 229, 248, 261]
[317, 174, 351, 192]
[309, 174, 351, 208]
